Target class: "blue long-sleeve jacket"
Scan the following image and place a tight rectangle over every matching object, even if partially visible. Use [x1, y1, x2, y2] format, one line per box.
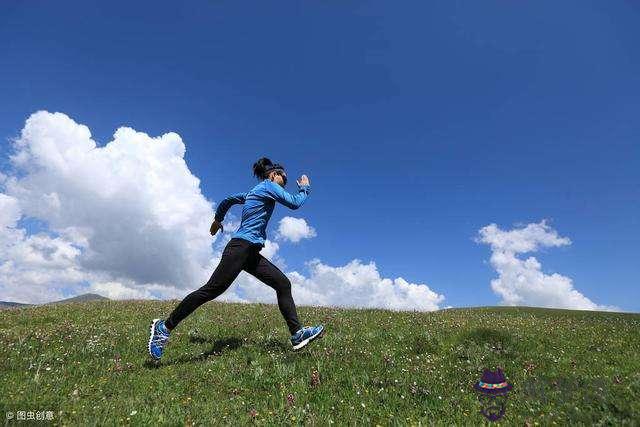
[214, 178, 311, 246]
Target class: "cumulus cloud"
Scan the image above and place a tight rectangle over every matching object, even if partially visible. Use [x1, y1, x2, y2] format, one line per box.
[87, 280, 188, 301]
[0, 193, 86, 303]
[275, 216, 317, 243]
[260, 239, 280, 259]
[0, 111, 445, 311]
[1, 111, 217, 303]
[233, 258, 445, 311]
[477, 220, 619, 311]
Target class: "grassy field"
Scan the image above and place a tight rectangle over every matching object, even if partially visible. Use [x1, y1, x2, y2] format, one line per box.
[1, 300, 639, 425]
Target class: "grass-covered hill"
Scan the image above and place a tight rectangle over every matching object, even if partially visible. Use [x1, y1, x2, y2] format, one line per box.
[1, 300, 639, 425]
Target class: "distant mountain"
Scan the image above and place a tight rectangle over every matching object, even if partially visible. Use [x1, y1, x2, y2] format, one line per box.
[0, 301, 34, 309]
[0, 293, 110, 309]
[47, 293, 110, 304]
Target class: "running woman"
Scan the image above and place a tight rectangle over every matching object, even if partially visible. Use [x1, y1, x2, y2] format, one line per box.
[148, 157, 324, 360]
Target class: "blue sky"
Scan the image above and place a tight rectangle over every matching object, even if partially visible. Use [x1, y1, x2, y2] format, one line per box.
[1, 1, 638, 311]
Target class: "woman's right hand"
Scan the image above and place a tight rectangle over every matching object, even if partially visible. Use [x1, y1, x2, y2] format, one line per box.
[297, 174, 310, 187]
[210, 219, 223, 236]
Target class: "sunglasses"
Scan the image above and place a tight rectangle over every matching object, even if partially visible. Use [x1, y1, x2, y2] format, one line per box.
[274, 170, 288, 186]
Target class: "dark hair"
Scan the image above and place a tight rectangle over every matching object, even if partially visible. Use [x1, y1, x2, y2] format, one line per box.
[253, 157, 274, 180]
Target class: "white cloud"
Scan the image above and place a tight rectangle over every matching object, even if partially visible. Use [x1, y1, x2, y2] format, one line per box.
[260, 239, 280, 259]
[233, 258, 445, 311]
[0, 193, 86, 303]
[87, 280, 188, 301]
[1, 111, 218, 303]
[0, 111, 445, 312]
[477, 220, 619, 311]
[276, 216, 316, 243]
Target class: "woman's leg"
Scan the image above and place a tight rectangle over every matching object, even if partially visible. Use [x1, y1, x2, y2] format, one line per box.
[164, 238, 252, 330]
[243, 252, 303, 335]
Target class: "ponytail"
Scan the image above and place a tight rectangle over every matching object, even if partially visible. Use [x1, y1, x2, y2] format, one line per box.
[253, 157, 273, 180]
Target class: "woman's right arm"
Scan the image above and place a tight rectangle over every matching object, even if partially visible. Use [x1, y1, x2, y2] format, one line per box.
[214, 192, 248, 222]
[210, 191, 248, 236]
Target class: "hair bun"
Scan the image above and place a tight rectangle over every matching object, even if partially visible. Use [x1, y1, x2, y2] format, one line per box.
[253, 157, 273, 179]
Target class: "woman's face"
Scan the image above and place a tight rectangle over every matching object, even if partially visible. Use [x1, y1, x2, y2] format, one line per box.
[269, 170, 287, 187]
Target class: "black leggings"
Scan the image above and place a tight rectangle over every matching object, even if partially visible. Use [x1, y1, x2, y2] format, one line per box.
[164, 237, 302, 335]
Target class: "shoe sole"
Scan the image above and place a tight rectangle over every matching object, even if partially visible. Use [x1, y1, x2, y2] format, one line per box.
[148, 318, 162, 361]
[292, 327, 325, 351]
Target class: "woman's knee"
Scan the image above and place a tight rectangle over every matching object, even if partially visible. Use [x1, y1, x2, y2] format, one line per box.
[276, 277, 292, 294]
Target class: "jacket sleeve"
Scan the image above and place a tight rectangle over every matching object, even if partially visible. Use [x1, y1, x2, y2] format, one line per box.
[214, 192, 248, 222]
[263, 180, 310, 210]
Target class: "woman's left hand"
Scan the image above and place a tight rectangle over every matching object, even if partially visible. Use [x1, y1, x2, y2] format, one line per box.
[297, 174, 310, 187]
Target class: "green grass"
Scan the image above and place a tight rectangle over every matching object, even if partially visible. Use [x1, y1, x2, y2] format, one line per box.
[1, 300, 639, 425]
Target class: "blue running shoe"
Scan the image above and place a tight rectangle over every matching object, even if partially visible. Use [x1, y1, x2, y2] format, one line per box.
[148, 318, 170, 361]
[291, 325, 324, 350]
